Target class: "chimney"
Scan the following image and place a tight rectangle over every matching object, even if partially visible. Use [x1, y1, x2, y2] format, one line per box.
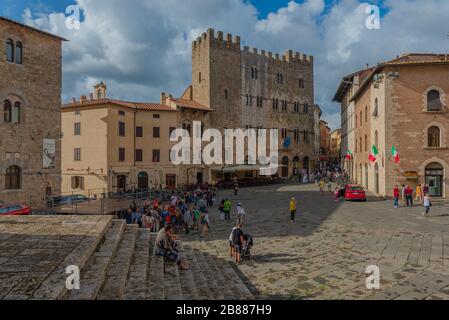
[160, 92, 166, 105]
[80, 95, 87, 102]
[71, 97, 76, 103]
[366, 64, 369, 69]
[89, 93, 94, 101]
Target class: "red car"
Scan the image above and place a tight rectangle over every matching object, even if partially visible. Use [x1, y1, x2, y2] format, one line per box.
[345, 185, 367, 201]
[0, 204, 31, 216]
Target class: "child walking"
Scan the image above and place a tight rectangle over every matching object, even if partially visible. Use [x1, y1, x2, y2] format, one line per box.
[422, 194, 431, 218]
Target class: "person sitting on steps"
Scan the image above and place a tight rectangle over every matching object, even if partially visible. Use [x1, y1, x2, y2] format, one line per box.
[154, 224, 188, 270]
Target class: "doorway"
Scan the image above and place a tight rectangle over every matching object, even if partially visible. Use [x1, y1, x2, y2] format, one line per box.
[165, 174, 176, 189]
[117, 175, 127, 192]
[425, 162, 443, 197]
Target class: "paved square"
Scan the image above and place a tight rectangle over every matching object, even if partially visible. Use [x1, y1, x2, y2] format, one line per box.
[184, 183, 449, 300]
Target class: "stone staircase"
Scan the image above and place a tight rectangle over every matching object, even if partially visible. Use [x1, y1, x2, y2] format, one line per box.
[55, 219, 254, 300]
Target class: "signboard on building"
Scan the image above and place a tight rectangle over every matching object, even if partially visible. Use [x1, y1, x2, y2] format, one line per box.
[43, 138, 56, 169]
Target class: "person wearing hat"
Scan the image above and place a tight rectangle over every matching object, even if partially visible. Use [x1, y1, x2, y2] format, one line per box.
[290, 197, 297, 224]
[236, 202, 245, 224]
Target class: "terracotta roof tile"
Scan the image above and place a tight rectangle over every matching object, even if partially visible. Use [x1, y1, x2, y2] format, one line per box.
[61, 99, 176, 112]
[170, 98, 212, 111]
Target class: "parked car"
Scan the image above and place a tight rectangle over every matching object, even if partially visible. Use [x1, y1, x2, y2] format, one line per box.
[0, 203, 31, 216]
[52, 195, 90, 206]
[345, 185, 367, 201]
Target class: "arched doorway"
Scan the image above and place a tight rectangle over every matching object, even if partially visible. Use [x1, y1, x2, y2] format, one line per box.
[117, 175, 127, 192]
[137, 172, 149, 189]
[425, 162, 444, 197]
[374, 163, 379, 194]
[303, 156, 309, 173]
[292, 156, 299, 177]
[282, 156, 289, 177]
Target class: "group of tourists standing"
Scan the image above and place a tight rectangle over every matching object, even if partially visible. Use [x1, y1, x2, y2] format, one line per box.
[393, 184, 432, 217]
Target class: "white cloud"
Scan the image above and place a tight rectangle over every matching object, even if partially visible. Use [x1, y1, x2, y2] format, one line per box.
[21, 0, 449, 130]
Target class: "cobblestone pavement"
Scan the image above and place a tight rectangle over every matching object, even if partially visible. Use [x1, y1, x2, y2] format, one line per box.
[184, 183, 449, 300]
[0, 215, 112, 299]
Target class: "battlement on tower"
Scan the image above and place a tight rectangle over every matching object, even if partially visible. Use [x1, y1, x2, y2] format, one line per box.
[192, 28, 313, 65]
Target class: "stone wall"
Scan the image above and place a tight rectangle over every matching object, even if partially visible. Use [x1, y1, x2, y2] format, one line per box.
[0, 19, 62, 208]
[191, 28, 316, 177]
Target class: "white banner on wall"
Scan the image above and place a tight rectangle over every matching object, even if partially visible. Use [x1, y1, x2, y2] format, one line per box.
[43, 138, 56, 169]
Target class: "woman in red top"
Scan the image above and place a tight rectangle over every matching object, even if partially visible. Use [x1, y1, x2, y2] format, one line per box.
[393, 185, 400, 208]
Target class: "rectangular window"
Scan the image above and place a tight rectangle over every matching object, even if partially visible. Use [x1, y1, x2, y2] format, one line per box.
[303, 103, 309, 113]
[119, 110, 125, 116]
[119, 122, 125, 136]
[153, 127, 160, 138]
[153, 114, 160, 119]
[74, 148, 81, 161]
[153, 149, 160, 162]
[136, 126, 143, 137]
[119, 148, 125, 161]
[71, 176, 84, 190]
[282, 100, 287, 111]
[299, 77, 304, 89]
[74, 122, 81, 136]
[135, 149, 143, 162]
[75, 110, 81, 115]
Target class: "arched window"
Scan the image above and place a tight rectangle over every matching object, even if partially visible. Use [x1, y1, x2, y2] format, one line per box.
[359, 137, 362, 153]
[373, 98, 379, 117]
[428, 126, 440, 147]
[355, 114, 357, 128]
[427, 90, 442, 111]
[374, 130, 378, 148]
[365, 106, 368, 123]
[4, 100, 12, 122]
[365, 135, 368, 151]
[6, 38, 14, 62]
[5, 165, 21, 189]
[360, 111, 362, 126]
[12, 101, 21, 123]
[224, 89, 228, 99]
[15, 41, 22, 64]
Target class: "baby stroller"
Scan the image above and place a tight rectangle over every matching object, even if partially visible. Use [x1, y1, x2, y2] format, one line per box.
[241, 234, 253, 259]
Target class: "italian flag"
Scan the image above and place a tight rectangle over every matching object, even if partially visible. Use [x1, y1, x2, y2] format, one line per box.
[391, 145, 400, 163]
[368, 145, 378, 163]
[346, 150, 353, 160]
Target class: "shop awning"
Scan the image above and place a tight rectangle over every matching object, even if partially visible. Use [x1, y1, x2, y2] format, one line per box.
[211, 164, 285, 173]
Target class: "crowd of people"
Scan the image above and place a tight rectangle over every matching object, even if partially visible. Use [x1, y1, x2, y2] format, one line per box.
[115, 186, 253, 268]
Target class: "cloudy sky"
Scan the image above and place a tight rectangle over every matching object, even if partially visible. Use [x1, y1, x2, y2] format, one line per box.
[1, 0, 449, 130]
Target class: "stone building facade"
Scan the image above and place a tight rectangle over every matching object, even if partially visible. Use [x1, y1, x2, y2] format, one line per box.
[319, 120, 330, 170]
[335, 54, 449, 198]
[190, 28, 317, 179]
[330, 128, 342, 165]
[0, 17, 64, 208]
[61, 83, 212, 194]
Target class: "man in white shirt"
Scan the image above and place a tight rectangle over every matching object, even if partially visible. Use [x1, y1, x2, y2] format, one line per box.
[236, 202, 245, 224]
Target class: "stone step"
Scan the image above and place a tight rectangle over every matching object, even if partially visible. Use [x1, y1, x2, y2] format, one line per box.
[146, 256, 165, 299]
[182, 245, 215, 299]
[97, 225, 139, 300]
[201, 242, 254, 299]
[123, 228, 152, 300]
[64, 220, 126, 300]
[202, 251, 235, 299]
[32, 217, 113, 300]
[190, 247, 225, 299]
[163, 260, 184, 300]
